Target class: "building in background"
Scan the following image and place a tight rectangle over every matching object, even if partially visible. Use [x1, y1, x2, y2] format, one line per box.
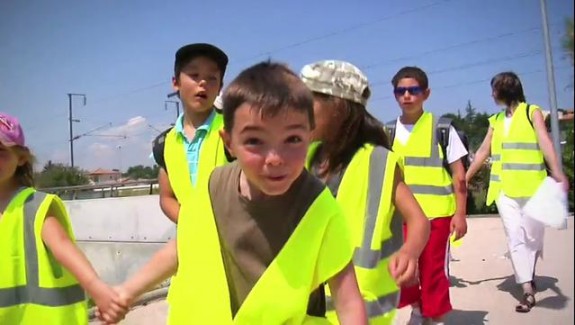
[88, 168, 122, 184]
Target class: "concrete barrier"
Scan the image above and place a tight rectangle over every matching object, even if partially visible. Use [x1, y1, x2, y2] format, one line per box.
[64, 195, 174, 285]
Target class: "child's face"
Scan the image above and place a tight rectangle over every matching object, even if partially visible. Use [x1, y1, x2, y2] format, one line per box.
[173, 56, 222, 115]
[393, 78, 430, 114]
[221, 103, 311, 197]
[0, 144, 24, 185]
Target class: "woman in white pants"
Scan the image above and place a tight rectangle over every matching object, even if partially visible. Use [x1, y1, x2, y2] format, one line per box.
[466, 71, 568, 313]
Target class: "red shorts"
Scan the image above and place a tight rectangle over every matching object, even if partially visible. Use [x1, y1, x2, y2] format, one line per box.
[398, 217, 452, 318]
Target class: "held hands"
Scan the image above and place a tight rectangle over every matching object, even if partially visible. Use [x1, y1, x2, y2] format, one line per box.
[388, 249, 418, 287]
[450, 214, 467, 241]
[89, 281, 130, 325]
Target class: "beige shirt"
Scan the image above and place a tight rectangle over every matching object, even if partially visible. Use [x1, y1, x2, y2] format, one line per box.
[209, 162, 326, 317]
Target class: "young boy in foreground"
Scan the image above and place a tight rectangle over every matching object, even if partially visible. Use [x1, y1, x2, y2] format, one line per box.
[109, 61, 369, 324]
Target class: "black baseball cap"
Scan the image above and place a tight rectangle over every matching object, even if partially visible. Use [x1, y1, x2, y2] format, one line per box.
[174, 43, 228, 79]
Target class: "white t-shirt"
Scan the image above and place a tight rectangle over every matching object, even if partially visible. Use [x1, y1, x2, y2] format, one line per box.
[504, 115, 512, 136]
[394, 119, 468, 164]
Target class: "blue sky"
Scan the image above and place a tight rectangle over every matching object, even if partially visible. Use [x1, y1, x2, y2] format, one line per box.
[1, 0, 573, 172]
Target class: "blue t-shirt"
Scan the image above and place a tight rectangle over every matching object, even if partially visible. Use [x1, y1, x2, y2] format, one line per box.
[174, 111, 215, 186]
[151, 111, 216, 185]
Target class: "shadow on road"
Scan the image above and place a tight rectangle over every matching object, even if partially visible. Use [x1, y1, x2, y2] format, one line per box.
[449, 274, 509, 288]
[450, 274, 569, 310]
[446, 309, 488, 325]
[496, 275, 570, 310]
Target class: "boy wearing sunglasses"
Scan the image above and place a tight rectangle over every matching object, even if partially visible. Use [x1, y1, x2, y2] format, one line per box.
[386, 66, 468, 325]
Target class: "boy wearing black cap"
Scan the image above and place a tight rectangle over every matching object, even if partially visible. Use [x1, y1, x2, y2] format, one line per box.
[152, 43, 230, 224]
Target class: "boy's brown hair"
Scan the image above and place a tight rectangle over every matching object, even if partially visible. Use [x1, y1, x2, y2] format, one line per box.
[222, 60, 315, 132]
[391, 66, 429, 89]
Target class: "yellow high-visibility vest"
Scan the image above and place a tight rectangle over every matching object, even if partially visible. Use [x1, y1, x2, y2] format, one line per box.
[307, 144, 403, 325]
[486, 113, 503, 206]
[488, 103, 546, 205]
[163, 112, 228, 304]
[164, 112, 227, 202]
[390, 112, 456, 218]
[170, 183, 352, 324]
[0, 188, 87, 325]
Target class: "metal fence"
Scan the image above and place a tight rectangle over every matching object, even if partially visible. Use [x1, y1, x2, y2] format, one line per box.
[39, 179, 159, 200]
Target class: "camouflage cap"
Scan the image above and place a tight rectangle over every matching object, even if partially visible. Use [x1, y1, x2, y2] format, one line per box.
[300, 60, 370, 106]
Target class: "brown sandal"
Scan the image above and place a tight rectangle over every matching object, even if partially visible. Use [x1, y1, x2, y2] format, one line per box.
[515, 293, 536, 313]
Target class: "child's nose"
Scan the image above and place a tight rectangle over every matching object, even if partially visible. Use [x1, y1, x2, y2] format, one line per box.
[265, 150, 283, 166]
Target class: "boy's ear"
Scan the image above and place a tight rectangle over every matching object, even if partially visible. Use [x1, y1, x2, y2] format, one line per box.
[219, 129, 235, 157]
[172, 76, 180, 91]
[423, 88, 431, 100]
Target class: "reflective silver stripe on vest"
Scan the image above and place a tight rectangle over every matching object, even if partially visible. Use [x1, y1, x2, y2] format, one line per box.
[326, 146, 403, 270]
[326, 291, 399, 318]
[352, 146, 387, 268]
[502, 163, 545, 171]
[490, 175, 500, 182]
[502, 143, 540, 150]
[491, 154, 501, 162]
[0, 192, 85, 308]
[353, 239, 397, 269]
[338, 147, 400, 318]
[408, 184, 453, 196]
[404, 156, 443, 167]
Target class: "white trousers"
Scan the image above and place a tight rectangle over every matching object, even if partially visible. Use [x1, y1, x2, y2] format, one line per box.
[496, 193, 545, 284]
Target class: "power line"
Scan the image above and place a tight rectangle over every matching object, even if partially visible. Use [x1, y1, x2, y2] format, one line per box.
[75, 20, 562, 110]
[230, 0, 454, 64]
[361, 23, 562, 71]
[369, 47, 560, 86]
[88, 80, 170, 105]
[69, 0, 456, 107]
[56, 0, 568, 113]
[370, 64, 571, 103]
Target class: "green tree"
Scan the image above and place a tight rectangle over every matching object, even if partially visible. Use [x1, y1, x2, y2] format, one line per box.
[35, 161, 90, 188]
[123, 165, 160, 179]
[443, 101, 495, 214]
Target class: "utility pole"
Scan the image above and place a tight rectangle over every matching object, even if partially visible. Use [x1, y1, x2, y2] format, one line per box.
[165, 100, 180, 119]
[539, 0, 563, 170]
[117, 145, 123, 173]
[67, 93, 87, 168]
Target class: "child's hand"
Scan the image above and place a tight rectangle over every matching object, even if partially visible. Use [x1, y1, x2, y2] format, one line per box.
[450, 214, 467, 241]
[112, 285, 134, 308]
[552, 171, 569, 192]
[88, 280, 129, 324]
[388, 249, 418, 287]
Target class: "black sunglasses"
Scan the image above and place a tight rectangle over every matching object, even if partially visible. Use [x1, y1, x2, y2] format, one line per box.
[393, 86, 424, 96]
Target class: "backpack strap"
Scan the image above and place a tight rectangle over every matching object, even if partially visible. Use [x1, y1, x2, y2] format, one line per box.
[152, 126, 236, 174]
[152, 127, 173, 172]
[384, 120, 397, 147]
[436, 116, 452, 167]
